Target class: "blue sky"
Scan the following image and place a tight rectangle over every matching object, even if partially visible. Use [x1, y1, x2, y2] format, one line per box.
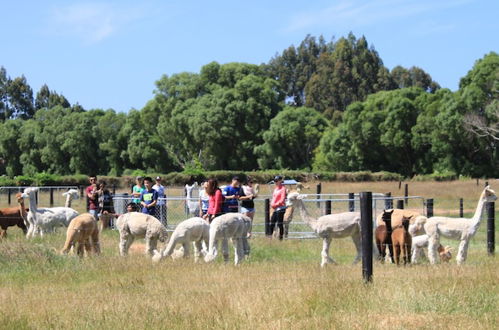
[1, 0, 497, 112]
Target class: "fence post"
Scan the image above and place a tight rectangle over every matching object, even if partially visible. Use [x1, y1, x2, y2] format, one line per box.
[348, 193, 355, 212]
[384, 192, 392, 210]
[79, 186, 84, 199]
[325, 200, 332, 215]
[112, 185, 116, 195]
[487, 202, 495, 256]
[316, 183, 321, 208]
[360, 192, 373, 283]
[459, 198, 464, 217]
[49, 188, 54, 207]
[396, 200, 404, 209]
[8, 188, 11, 205]
[264, 199, 270, 236]
[404, 184, 409, 206]
[426, 198, 434, 217]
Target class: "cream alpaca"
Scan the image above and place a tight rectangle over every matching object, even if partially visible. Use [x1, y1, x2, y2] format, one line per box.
[411, 234, 452, 263]
[115, 212, 168, 257]
[60, 213, 100, 257]
[286, 192, 362, 267]
[152, 217, 209, 263]
[424, 186, 496, 265]
[204, 213, 250, 265]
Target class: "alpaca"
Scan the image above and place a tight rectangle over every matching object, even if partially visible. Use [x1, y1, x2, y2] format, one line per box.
[115, 212, 168, 257]
[411, 234, 452, 263]
[185, 182, 200, 215]
[375, 210, 395, 263]
[0, 192, 28, 238]
[204, 213, 250, 265]
[62, 188, 79, 207]
[391, 216, 412, 265]
[152, 217, 209, 263]
[21, 187, 79, 238]
[60, 213, 100, 257]
[425, 186, 496, 265]
[285, 192, 362, 267]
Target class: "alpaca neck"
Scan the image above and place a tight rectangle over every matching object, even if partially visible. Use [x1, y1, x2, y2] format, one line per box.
[28, 194, 38, 213]
[65, 195, 72, 208]
[297, 200, 317, 230]
[470, 192, 487, 225]
[18, 200, 27, 219]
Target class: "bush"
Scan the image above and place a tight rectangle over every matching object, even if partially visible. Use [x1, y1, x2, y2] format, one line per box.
[0, 176, 16, 186]
[14, 175, 34, 186]
[33, 173, 60, 186]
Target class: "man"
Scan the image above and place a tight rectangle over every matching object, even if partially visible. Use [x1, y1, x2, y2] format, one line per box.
[140, 177, 158, 216]
[86, 175, 99, 220]
[222, 176, 243, 213]
[268, 175, 287, 240]
[152, 176, 167, 224]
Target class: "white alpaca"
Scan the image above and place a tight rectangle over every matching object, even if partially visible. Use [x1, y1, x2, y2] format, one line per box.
[425, 186, 497, 265]
[115, 212, 168, 257]
[185, 182, 200, 215]
[411, 234, 452, 263]
[62, 188, 80, 208]
[286, 192, 362, 267]
[204, 213, 250, 265]
[152, 217, 209, 263]
[22, 187, 79, 238]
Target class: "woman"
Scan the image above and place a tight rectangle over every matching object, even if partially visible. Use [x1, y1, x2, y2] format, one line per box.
[132, 176, 144, 204]
[199, 181, 210, 220]
[206, 178, 223, 223]
[241, 178, 258, 238]
[97, 181, 115, 230]
[268, 175, 286, 240]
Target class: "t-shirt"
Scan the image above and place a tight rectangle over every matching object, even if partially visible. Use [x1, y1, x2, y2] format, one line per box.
[208, 189, 223, 215]
[241, 185, 255, 209]
[140, 188, 158, 215]
[152, 184, 166, 206]
[86, 185, 98, 210]
[132, 185, 144, 203]
[222, 185, 242, 213]
[199, 189, 209, 213]
[271, 185, 287, 210]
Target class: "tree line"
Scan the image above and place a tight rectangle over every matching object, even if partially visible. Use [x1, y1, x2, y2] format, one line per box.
[0, 33, 497, 178]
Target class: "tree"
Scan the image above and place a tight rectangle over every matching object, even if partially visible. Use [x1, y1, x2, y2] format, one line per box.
[0, 119, 24, 175]
[35, 84, 70, 110]
[256, 106, 329, 169]
[0, 67, 10, 121]
[391, 66, 440, 92]
[6, 75, 35, 119]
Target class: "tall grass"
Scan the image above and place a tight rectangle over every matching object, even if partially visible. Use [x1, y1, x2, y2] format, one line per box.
[0, 180, 497, 329]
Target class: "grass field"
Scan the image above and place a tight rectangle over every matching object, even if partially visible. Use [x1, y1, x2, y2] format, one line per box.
[0, 180, 497, 329]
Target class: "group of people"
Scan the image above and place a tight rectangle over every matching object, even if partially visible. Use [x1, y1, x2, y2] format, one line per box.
[86, 174, 289, 239]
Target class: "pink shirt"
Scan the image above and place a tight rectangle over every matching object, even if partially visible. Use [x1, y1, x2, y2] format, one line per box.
[271, 185, 286, 209]
[208, 189, 223, 215]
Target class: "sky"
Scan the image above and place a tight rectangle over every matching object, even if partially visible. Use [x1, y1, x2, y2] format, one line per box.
[1, 0, 498, 112]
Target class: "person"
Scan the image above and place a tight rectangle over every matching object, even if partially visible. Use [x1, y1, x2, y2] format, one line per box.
[86, 175, 99, 220]
[268, 175, 287, 240]
[241, 177, 258, 238]
[199, 180, 210, 220]
[132, 176, 144, 204]
[153, 176, 167, 224]
[97, 180, 115, 230]
[126, 202, 138, 213]
[222, 176, 244, 213]
[140, 177, 158, 216]
[206, 178, 223, 223]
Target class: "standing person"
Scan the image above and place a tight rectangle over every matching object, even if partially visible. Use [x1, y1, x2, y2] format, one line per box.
[222, 176, 243, 213]
[153, 176, 167, 224]
[140, 177, 158, 216]
[241, 177, 258, 238]
[86, 175, 99, 220]
[268, 175, 287, 240]
[97, 180, 115, 230]
[132, 176, 144, 204]
[199, 181, 210, 220]
[206, 178, 223, 223]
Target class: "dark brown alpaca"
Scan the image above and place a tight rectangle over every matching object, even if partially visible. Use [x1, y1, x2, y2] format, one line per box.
[0, 193, 28, 238]
[392, 216, 412, 265]
[375, 209, 394, 263]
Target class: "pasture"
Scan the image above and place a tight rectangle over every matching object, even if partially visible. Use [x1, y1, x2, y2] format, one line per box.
[0, 180, 498, 329]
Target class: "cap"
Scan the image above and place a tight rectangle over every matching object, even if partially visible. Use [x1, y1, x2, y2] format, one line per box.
[274, 175, 283, 181]
[232, 175, 241, 181]
[136, 176, 143, 180]
[156, 176, 162, 180]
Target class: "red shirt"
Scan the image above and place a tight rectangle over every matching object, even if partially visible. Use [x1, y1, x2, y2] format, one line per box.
[86, 185, 98, 210]
[271, 185, 286, 209]
[208, 189, 223, 215]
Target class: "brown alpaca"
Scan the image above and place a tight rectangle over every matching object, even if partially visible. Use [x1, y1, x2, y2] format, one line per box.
[391, 216, 412, 265]
[0, 193, 28, 238]
[376, 209, 421, 228]
[375, 210, 395, 263]
[61, 213, 100, 257]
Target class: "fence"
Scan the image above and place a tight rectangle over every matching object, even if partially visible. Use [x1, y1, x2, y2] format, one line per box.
[0, 186, 82, 208]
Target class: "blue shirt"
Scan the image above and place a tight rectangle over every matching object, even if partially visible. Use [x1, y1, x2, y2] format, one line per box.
[222, 185, 242, 213]
[140, 188, 158, 215]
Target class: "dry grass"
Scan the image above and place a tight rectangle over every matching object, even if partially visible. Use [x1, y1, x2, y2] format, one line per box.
[0, 180, 497, 329]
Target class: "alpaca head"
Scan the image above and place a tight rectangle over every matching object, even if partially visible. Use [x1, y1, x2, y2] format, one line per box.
[62, 189, 80, 201]
[483, 186, 497, 203]
[15, 192, 24, 204]
[409, 215, 427, 236]
[158, 226, 169, 243]
[296, 182, 310, 193]
[21, 187, 38, 199]
[438, 245, 453, 262]
[185, 182, 198, 197]
[401, 216, 412, 231]
[381, 209, 394, 222]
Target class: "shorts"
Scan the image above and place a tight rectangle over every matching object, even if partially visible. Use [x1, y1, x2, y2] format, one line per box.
[240, 207, 255, 214]
[89, 209, 99, 220]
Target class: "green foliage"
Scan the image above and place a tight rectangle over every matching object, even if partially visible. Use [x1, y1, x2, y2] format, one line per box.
[14, 175, 34, 186]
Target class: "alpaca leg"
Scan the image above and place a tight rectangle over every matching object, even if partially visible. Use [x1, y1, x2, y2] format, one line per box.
[351, 233, 362, 264]
[321, 237, 335, 267]
[242, 236, 250, 258]
[182, 242, 191, 258]
[76, 240, 85, 258]
[427, 235, 439, 265]
[145, 237, 157, 257]
[411, 246, 419, 264]
[234, 238, 244, 265]
[222, 238, 229, 263]
[456, 238, 470, 265]
[119, 232, 134, 256]
[84, 239, 92, 257]
[91, 226, 101, 255]
[193, 240, 203, 262]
